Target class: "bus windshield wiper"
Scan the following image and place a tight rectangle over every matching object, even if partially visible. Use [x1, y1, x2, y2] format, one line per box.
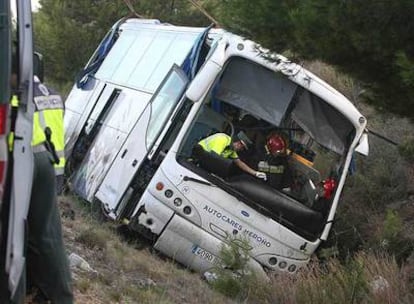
[183, 176, 212, 186]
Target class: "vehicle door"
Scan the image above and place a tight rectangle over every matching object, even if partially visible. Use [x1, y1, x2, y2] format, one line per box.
[95, 65, 189, 216]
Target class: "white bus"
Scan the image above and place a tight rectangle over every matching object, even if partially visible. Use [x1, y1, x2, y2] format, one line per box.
[64, 18, 369, 278]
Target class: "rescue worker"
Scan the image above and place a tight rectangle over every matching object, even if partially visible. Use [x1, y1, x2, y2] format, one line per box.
[33, 75, 66, 194]
[194, 131, 267, 180]
[258, 133, 292, 190]
[26, 76, 73, 303]
[8, 70, 73, 303]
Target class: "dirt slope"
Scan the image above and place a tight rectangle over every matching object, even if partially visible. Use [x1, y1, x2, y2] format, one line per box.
[59, 196, 234, 304]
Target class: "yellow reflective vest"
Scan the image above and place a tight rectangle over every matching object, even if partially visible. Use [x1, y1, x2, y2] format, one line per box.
[8, 95, 19, 151]
[33, 79, 65, 175]
[10, 95, 19, 107]
[198, 133, 238, 159]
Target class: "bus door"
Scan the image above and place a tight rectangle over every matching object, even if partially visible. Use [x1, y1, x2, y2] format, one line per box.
[95, 65, 189, 217]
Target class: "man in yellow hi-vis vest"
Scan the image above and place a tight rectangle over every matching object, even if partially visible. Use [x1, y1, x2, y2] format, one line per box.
[33, 75, 65, 193]
[9, 76, 73, 303]
[194, 131, 268, 180]
[28, 76, 73, 302]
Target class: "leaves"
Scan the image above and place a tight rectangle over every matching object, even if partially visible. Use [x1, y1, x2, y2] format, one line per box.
[34, 0, 127, 87]
[34, 0, 414, 118]
[213, 0, 414, 119]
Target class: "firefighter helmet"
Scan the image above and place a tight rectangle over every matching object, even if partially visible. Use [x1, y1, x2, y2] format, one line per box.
[266, 134, 287, 155]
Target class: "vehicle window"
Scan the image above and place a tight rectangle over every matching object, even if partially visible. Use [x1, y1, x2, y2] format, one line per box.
[146, 65, 188, 149]
[97, 29, 199, 93]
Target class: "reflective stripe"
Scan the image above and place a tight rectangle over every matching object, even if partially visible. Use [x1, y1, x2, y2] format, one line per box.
[38, 111, 46, 129]
[268, 165, 284, 174]
[54, 166, 64, 176]
[54, 151, 65, 171]
[32, 144, 47, 153]
[33, 94, 64, 111]
[56, 150, 65, 157]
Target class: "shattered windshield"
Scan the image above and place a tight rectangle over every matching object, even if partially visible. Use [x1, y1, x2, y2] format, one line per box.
[178, 56, 356, 239]
[214, 57, 354, 154]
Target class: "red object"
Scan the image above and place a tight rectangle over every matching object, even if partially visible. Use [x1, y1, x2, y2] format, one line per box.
[0, 104, 7, 135]
[266, 134, 287, 155]
[0, 105, 8, 201]
[323, 178, 336, 199]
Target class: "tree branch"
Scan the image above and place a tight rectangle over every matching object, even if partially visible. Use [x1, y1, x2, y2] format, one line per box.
[187, 0, 221, 27]
[123, 0, 145, 18]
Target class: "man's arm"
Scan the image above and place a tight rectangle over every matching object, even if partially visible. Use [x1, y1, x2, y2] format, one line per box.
[234, 159, 258, 176]
[234, 159, 267, 181]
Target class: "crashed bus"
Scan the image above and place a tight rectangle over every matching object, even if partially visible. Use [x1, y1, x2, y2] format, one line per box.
[64, 18, 369, 278]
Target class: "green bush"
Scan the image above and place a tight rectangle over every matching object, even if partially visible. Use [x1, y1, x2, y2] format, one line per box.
[399, 138, 414, 163]
[377, 209, 413, 264]
[209, 237, 258, 300]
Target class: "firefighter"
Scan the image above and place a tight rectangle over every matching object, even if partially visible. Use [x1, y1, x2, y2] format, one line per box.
[194, 131, 267, 180]
[258, 133, 292, 190]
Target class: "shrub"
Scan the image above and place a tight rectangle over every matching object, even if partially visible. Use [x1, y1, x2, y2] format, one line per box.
[266, 252, 409, 304]
[75, 226, 109, 250]
[399, 138, 414, 163]
[372, 209, 414, 264]
[209, 237, 259, 300]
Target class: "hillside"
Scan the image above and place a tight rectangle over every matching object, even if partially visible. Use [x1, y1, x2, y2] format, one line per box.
[57, 195, 235, 304]
[55, 191, 414, 304]
[55, 62, 414, 304]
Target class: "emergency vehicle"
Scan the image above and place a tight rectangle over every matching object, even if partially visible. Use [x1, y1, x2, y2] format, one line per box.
[0, 0, 36, 298]
[65, 18, 369, 278]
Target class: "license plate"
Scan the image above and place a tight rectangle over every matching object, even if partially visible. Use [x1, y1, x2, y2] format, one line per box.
[192, 245, 219, 265]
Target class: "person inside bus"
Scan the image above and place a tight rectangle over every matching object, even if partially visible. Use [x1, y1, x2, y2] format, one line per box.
[193, 131, 267, 180]
[257, 132, 293, 190]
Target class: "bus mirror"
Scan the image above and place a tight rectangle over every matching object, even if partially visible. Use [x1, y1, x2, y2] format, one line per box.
[185, 60, 221, 102]
[186, 39, 228, 102]
[34, 52, 44, 82]
[355, 133, 369, 156]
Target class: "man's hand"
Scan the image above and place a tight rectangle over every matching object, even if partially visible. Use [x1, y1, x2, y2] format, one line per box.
[255, 171, 267, 181]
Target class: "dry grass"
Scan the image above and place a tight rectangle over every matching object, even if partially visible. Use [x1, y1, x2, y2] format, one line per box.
[59, 194, 414, 304]
[241, 253, 414, 304]
[60, 195, 235, 304]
